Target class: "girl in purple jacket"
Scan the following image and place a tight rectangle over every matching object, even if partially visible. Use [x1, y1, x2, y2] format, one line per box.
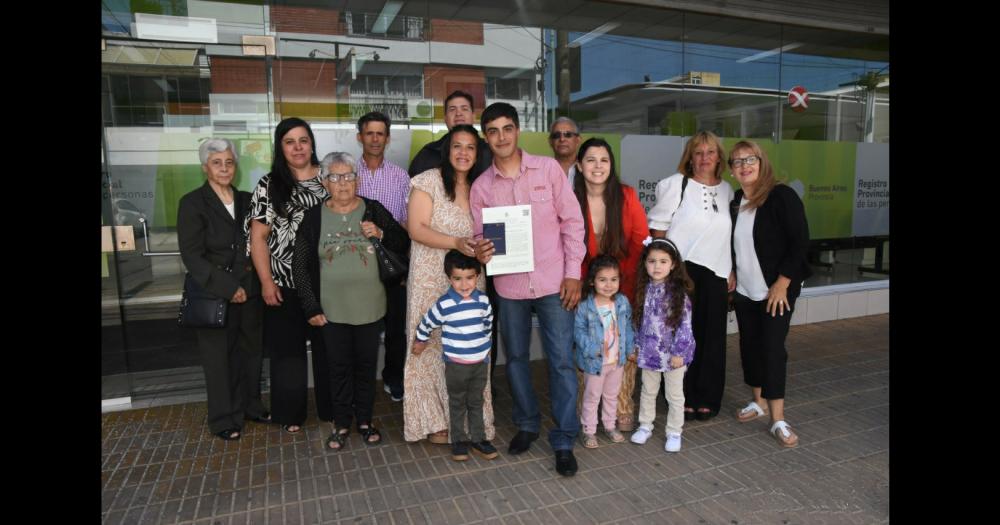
[630, 237, 695, 453]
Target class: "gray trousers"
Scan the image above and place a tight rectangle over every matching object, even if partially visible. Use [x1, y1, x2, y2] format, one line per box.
[445, 360, 489, 443]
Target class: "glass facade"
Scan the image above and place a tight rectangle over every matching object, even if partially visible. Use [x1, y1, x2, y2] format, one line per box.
[101, 1, 888, 403]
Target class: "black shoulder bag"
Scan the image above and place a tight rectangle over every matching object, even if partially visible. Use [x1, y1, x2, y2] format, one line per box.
[363, 200, 409, 283]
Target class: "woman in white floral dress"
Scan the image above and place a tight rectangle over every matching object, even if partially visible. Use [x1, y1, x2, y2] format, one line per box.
[403, 124, 495, 443]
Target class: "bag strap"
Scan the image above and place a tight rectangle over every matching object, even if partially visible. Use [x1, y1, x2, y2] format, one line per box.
[667, 175, 690, 227]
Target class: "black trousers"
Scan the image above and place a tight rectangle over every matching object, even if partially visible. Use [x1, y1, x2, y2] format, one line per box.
[734, 292, 795, 400]
[380, 281, 407, 389]
[263, 286, 334, 425]
[195, 297, 265, 433]
[322, 320, 382, 430]
[682, 261, 730, 413]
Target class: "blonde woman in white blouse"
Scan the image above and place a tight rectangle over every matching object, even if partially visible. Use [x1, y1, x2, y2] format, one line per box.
[646, 131, 736, 422]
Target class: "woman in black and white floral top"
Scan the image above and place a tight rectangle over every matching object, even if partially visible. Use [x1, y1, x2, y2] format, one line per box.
[245, 117, 333, 434]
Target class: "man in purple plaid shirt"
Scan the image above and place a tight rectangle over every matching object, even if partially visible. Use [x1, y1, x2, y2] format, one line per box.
[355, 112, 412, 402]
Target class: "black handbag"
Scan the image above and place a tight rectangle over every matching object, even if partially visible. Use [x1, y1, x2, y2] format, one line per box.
[178, 273, 229, 328]
[371, 236, 408, 283]
[178, 196, 242, 328]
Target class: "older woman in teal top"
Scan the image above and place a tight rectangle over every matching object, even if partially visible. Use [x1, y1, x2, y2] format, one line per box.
[293, 152, 410, 452]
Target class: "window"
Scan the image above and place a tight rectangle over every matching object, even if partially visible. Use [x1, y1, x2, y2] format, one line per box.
[486, 77, 533, 101]
[343, 11, 425, 41]
[349, 74, 423, 98]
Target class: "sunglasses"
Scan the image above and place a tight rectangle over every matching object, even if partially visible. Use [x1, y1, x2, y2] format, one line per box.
[549, 131, 579, 140]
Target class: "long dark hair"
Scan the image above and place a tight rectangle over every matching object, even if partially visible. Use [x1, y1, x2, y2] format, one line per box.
[633, 239, 694, 331]
[439, 124, 481, 202]
[270, 117, 319, 219]
[573, 137, 626, 259]
[585, 255, 621, 298]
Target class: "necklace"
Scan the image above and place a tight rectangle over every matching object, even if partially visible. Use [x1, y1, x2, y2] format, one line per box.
[703, 187, 719, 213]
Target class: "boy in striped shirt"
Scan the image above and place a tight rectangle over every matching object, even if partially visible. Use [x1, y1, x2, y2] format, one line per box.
[413, 250, 498, 461]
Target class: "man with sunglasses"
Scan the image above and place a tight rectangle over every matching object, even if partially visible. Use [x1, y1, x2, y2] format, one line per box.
[547, 117, 582, 183]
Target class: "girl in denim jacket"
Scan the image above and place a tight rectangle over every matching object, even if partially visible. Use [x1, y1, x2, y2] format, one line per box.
[574, 255, 636, 448]
[630, 237, 695, 453]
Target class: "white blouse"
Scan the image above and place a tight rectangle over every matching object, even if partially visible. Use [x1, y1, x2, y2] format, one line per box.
[734, 198, 769, 301]
[647, 173, 734, 279]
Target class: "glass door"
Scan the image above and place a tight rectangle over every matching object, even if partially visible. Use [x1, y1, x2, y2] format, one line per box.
[101, 1, 274, 407]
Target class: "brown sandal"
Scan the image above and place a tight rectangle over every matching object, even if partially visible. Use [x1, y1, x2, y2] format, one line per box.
[428, 430, 449, 444]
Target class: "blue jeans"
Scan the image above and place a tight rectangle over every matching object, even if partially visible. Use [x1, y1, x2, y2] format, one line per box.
[497, 293, 579, 450]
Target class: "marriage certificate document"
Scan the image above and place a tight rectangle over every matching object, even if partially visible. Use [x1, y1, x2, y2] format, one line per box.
[481, 205, 534, 276]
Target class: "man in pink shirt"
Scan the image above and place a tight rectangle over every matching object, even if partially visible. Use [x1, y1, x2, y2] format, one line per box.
[471, 102, 586, 477]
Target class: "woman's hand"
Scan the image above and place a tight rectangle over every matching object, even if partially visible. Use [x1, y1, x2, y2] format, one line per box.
[765, 276, 792, 317]
[262, 281, 283, 306]
[454, 237, 476, 257]
[669, 355, 684, 369]
[361, 220, 382, 239]
[412, 339, 427, 355]
[727, 271, 737, 293]
[627, 352, 638, 363]
[308, 314, 328, 327]
[231, 286, 247, 304]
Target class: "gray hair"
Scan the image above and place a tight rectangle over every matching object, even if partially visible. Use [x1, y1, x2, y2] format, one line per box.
[319, 152, 357, 175]
[198, 138, 238, 165]
[550, 116, 579, 133]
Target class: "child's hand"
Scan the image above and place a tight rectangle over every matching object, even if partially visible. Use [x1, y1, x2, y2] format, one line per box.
[669, 355, 684, 369]
[412, 340, 426, 355]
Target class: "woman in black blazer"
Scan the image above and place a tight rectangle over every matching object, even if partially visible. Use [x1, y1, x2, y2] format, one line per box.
[727, 140, 811, 448]
[177, 138, 270, 441]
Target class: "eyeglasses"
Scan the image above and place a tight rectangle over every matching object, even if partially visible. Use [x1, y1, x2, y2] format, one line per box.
[325, 172, 357, 183]
[729, 155, 759, 168]
[549, 131, 579, 140]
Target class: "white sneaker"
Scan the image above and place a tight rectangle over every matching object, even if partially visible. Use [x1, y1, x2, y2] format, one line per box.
[630, 426, 652, 445]
[664, 433, 682, 453]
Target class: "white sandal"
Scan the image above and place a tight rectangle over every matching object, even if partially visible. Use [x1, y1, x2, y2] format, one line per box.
[736, 401, 768, 423]
[770, 420, 799, 448]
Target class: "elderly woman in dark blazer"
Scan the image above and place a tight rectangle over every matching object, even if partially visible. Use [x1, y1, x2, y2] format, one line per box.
[728, 140, 811, 448]
[294, 152, 410, 451]
[177, 138, 269, 441]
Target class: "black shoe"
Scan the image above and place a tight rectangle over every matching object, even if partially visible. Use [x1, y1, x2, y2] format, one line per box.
[554, 450, 578, 477]
[451, 441, 470, 461]
[695, 408, 718, 421]
[215, 428, 241, 441]
[508, 430, 539, 454]
[470, 440, 499, 460]
[683, 408, 696, 421]
[246, 411, 272, 423]
[383, 383, 403, 402]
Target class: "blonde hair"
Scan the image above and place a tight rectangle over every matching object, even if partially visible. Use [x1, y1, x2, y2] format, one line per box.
[729, 140, 777, 210]
[677, 131, 725, 180]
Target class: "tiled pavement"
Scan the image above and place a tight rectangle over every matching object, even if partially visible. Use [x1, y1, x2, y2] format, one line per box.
[101, 314, 889, 524]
